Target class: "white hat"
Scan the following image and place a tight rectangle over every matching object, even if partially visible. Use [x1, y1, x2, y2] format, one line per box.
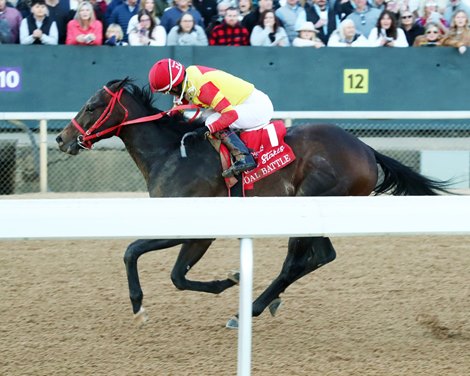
[296, 21, 318, 33]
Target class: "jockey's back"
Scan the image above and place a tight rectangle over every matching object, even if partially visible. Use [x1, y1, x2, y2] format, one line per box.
[185, 65, 254, 107]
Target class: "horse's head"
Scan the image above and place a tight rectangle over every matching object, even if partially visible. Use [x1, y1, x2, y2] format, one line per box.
[56, 79, 131, 155]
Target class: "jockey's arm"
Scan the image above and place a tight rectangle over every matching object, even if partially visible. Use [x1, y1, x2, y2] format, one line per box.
[197, 82, 238, 133]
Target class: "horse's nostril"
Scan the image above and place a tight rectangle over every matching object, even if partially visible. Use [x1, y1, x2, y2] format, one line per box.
[56, 135, 63, 144]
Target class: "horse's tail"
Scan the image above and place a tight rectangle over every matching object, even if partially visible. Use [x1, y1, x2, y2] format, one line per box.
[372, 149, 452, 196]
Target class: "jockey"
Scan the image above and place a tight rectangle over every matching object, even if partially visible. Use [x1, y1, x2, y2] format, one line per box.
[148, 58, 274, 178]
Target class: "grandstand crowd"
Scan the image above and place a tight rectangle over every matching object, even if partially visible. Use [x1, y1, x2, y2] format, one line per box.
[1, 0, 469, 49]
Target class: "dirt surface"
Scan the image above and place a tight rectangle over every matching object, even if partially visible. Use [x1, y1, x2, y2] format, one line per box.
[1, 194, 469, 375]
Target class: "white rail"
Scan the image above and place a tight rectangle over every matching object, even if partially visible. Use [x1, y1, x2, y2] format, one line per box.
[0, 196, 469, 376]
[1, 196, 470, 239]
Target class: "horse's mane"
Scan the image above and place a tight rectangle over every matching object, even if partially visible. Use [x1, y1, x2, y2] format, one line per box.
[106, 78, 205, 134]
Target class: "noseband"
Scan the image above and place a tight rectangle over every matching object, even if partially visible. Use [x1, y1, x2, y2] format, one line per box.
[71, 85, 198, 150]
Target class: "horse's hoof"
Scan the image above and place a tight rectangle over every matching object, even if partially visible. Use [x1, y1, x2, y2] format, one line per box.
[134, 307, 148, 326]
[226, 316, 239, 329]
[227, 270, 240, 284]
[268, 298, 282, 317]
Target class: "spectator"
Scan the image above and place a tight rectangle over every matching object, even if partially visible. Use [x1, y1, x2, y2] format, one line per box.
[106, 0, 138, 43]
[441, 9, 470, 53]
[239, 0, 253, 20]
[16, 0, 33, 18]
[160, 0, 204, 33]
[384, 0, 401, 19]
[20, 0, 58, 44]
[242, 0, 274, 34]
[94, 0, 107, 18]
[68, 0, 106, 40]
[86, 0, 106, 24]
[416, 0, 449, 34]
[205, 0, 230, 34]
[275, 0, 306, 43]
[127, 0, 160, 34]
[327, 18, 370, 46]
[66, 0, 103, 45]
[105, 0, 125, 23]
[69, 0, 106, 29]
[443, 0, 470, 24]
[104, 22, 127, 45]
[370, 0, 386, 12]
[301, 0, 338, 45]
[413, 21, 442, 45]
[209, 6, 250, 45]
[399, 8, 424, 46]
[128, 8, 166, 45]
[368, 9, 408, 46]
[411, 0, 448, 18]
[336, 0, 355, 21]
[167, 11, 208, 45]
[292, 20, 324, 46]
[346, 0, 381, 38]
[154, 0, 168, 18]
[250, 9, 289, 45]
[192, 0, 218, 28]
[46, 0, 71, 44]
[0, 0, 22, 43]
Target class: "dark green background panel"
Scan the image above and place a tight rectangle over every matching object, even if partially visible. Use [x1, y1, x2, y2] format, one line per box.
[0, 45, 469, 112]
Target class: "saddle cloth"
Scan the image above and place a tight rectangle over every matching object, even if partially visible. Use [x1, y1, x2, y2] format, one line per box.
[240, 120, 296, 190]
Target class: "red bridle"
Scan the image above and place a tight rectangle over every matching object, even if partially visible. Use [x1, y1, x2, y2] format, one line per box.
[72, 85, 198, 149]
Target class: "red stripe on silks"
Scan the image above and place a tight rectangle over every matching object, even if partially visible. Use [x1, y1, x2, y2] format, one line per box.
[195, 65, 216, 74]
[213, 97, 231, 113]
[198, 82, 220, 106]
[207, 109, 238, 133]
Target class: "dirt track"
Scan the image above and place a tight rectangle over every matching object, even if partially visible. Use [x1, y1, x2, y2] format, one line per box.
[0, 233, 469, 375]
[1, 193, 469, 375]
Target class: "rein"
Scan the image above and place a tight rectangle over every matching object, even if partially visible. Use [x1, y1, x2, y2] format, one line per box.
[72, 85, 199, 149]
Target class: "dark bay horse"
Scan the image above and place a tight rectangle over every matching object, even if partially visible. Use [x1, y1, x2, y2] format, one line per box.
[56, 78, 450, 327]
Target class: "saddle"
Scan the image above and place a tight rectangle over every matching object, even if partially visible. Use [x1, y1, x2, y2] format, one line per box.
[212, 120, 296, 193]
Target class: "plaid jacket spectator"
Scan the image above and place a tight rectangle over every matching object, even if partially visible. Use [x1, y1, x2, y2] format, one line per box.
[209, 21, 249, 45]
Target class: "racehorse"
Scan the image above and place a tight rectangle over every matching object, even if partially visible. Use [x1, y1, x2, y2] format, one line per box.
[56, 78, 450, 328]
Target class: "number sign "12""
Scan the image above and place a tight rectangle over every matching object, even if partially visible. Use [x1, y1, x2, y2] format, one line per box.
[344, 69, 368, 94]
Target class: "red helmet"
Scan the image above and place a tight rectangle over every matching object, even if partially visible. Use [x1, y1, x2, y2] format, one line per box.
[148, 58, 185, 93]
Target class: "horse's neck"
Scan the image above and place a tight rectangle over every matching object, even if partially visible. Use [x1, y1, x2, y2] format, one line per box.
[119, 123, 174, 184]
[118, 118, 229, 197]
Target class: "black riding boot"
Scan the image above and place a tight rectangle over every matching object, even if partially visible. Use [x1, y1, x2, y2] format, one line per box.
[215, 130, 256, 178]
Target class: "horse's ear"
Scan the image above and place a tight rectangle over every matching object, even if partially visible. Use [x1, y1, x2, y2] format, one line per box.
[117, 77, 130, 90]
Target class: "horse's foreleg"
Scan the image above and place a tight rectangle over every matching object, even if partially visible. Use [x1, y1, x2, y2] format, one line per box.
[251, 236, 336, 318]
[124, 238, 184, 318]
[171, 240, 239, 294]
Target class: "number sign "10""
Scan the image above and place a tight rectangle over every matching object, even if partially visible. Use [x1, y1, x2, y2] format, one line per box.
[0, 67, 22, 92]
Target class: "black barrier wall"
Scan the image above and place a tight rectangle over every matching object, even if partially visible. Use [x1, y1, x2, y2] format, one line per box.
[1, 45, 469, 112]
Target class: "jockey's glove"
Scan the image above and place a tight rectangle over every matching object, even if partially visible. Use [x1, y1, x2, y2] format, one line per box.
[193, 126, 210, 140]
[166, 108, 182, 117]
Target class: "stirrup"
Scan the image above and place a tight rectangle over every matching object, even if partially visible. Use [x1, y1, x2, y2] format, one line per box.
[222, 159, 256, 178]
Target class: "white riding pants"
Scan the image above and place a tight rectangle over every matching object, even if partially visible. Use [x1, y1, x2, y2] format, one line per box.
[205, 88, 274, 131]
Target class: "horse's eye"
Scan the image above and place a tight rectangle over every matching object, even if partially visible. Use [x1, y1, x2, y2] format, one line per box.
[86, 104, 94, 112]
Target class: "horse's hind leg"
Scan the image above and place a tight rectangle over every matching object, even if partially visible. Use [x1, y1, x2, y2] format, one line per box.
[171, 240, 239, 294]
[124, 238, 187, 318]
[251, 236, 336, 318]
